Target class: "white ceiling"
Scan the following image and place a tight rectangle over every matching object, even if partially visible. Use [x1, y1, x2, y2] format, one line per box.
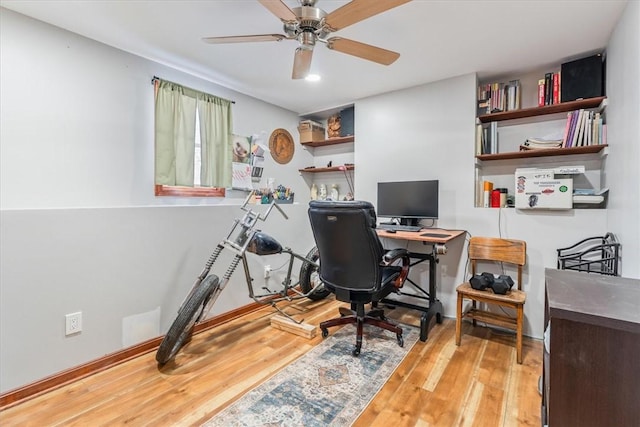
[0, 0, 628, 115]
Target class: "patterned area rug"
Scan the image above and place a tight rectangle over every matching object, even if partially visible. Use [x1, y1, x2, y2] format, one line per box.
[202, 323, 419, 427]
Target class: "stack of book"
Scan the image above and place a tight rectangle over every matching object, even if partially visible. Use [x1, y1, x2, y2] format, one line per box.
[538, 72, 561, 106]
[477, 80, 521, 115]
[475, 122, 498, 155]
[520, 138, 563, 150]
[561, 109, 606, 147]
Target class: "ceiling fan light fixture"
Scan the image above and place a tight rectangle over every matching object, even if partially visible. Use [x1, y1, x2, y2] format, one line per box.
[298, 31, 316, 48]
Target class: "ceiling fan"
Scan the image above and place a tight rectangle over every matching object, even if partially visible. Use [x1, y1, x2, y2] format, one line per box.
[202, 0, 411, 79]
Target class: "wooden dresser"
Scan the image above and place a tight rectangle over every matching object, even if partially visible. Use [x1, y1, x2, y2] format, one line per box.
[542, 268, 640, 427]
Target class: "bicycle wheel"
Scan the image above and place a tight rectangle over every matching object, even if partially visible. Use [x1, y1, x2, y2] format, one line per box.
[156, 274, 220, 365]
[299, 246, 329, 301]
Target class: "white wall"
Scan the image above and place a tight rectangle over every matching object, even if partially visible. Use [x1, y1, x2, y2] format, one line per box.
[0, 9, 317, 392]
[603, 0, 640, 277]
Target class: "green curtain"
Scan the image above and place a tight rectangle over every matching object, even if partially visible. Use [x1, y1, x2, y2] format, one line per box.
[154, 81, 197, 186]
[198, 93, 233, 188]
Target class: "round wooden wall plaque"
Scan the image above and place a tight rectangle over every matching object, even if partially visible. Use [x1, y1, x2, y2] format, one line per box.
[269, 128, 295, 164]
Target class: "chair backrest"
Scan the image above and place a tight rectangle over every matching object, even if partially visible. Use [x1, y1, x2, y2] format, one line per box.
[469, 236, 527, 290]
[308, 200, 383, 292]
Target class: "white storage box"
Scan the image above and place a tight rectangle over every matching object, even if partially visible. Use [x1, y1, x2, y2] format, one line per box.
[515, 169, 573, 209]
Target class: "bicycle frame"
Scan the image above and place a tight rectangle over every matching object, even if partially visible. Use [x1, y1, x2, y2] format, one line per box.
[181, 191, 322, 324]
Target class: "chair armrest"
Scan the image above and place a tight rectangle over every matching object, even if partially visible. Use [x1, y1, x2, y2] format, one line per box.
[381, 248, 410, 289]
[382, 248, 409, 264]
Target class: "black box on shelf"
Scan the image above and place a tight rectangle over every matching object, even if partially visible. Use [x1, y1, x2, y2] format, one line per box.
[561, 54, 604, 102]
[340, 106, 354, 137]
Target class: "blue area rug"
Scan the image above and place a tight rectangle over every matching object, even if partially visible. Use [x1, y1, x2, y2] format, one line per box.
[202, 323, 419, 426]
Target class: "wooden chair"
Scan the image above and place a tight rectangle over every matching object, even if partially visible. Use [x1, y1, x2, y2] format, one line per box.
[455, 236, 527, 363]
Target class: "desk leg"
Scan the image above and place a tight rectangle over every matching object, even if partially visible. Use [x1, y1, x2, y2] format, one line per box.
[420, 299, 443, 341]
[384, 250, 445, 342]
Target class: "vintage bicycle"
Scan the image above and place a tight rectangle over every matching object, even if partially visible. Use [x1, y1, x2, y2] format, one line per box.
[156, 192, 328, 364]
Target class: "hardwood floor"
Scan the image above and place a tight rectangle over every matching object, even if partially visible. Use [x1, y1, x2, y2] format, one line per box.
[0, 297, 542, 426]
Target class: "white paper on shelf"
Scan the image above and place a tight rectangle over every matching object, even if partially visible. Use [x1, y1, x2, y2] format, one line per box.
[572, 195, 605, 204]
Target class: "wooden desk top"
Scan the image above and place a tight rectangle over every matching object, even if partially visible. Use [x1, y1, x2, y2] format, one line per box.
[376, 228, 466, 244]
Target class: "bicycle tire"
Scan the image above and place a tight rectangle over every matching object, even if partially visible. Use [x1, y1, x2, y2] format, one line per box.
[299, 247, 329, 301]
[156, 275, 219, 365]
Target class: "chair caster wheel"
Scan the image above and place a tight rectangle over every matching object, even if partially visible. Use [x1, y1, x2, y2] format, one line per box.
[352, 347, 360, 357]
[397, 334, 404, 347]
[321, 328, 328, 338]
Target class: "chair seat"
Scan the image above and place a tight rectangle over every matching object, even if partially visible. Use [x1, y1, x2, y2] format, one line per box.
[456, 283, 526, 305]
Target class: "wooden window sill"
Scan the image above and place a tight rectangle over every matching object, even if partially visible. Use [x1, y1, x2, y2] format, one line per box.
[155, 185, 226, 197]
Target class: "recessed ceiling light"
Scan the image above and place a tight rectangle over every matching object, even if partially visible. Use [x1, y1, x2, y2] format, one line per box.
[305, 74, 321, 82]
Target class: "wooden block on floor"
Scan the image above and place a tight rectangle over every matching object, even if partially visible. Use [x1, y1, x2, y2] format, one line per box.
[270, 315, 316, 339]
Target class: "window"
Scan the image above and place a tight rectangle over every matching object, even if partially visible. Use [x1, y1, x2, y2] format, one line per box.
[153, 78, 233, 197]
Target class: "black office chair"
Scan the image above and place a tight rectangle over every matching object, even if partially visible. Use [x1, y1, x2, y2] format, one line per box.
[308, 200, 410, 356]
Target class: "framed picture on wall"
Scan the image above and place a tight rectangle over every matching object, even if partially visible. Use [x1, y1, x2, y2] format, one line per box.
[232, 134, 251, 164]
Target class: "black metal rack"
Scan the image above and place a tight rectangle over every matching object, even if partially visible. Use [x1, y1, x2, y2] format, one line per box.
[556, 232, 621, 276]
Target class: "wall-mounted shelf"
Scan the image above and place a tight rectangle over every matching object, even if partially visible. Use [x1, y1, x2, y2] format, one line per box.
[477, 144, 608, 161]
[478, 96, 606, 123]
[300, 136, 354, 148]
[299, 164, 355, 174]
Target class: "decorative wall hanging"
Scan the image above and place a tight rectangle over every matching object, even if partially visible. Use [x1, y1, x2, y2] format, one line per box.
[269, 128, 295, 164]
[232, 134, 251, 164]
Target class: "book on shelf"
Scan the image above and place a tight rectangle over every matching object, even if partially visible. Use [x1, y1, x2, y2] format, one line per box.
[477, 79, 521, 114]
[571, 109, 584, 147]
[479, 122, 498, 154]
[561, 111, 573, 147]
[537, 79, 545, 107]
[562, 109, 606, 147]
[475, 124, 483, 156]
[576, 110, 587, 147]
[537, 71, 562, 107]
[552, 72, 560, 104]
[489, 122, 498, 154]
[564, 110, 578, 147]
[544, 72, 553, 105]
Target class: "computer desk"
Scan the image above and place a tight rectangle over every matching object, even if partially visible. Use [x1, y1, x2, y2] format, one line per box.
[377, 228, 466, 341]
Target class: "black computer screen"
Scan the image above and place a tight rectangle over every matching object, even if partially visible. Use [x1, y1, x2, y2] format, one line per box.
[377, 180, 439, 226]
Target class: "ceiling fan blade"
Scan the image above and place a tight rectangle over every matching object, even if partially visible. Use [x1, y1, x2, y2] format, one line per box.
[292, 47, 313, 79]
[202, 34, 287, 44]
[325, 0, 411, 31]
[326, 37, 400, 65]
[258, 0, 297, 22]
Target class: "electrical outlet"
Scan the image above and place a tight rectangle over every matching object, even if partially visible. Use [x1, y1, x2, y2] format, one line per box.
[264, 265, 271, 279]
[65, 312, 82, 335]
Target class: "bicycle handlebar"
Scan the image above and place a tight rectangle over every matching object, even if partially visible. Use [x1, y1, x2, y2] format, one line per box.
[240, 190, 289, 221]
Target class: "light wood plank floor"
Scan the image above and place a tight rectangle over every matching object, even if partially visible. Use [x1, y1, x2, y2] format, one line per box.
[0, 297, 542, 426]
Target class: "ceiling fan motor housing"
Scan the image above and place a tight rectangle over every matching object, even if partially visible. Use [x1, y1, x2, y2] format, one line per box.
[287, 6, 329, 43]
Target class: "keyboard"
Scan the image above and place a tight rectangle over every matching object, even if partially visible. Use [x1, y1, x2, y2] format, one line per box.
[378, 223, 422, 232]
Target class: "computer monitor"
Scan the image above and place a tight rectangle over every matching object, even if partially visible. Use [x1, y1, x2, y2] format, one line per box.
[377, 180, 439, 227]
